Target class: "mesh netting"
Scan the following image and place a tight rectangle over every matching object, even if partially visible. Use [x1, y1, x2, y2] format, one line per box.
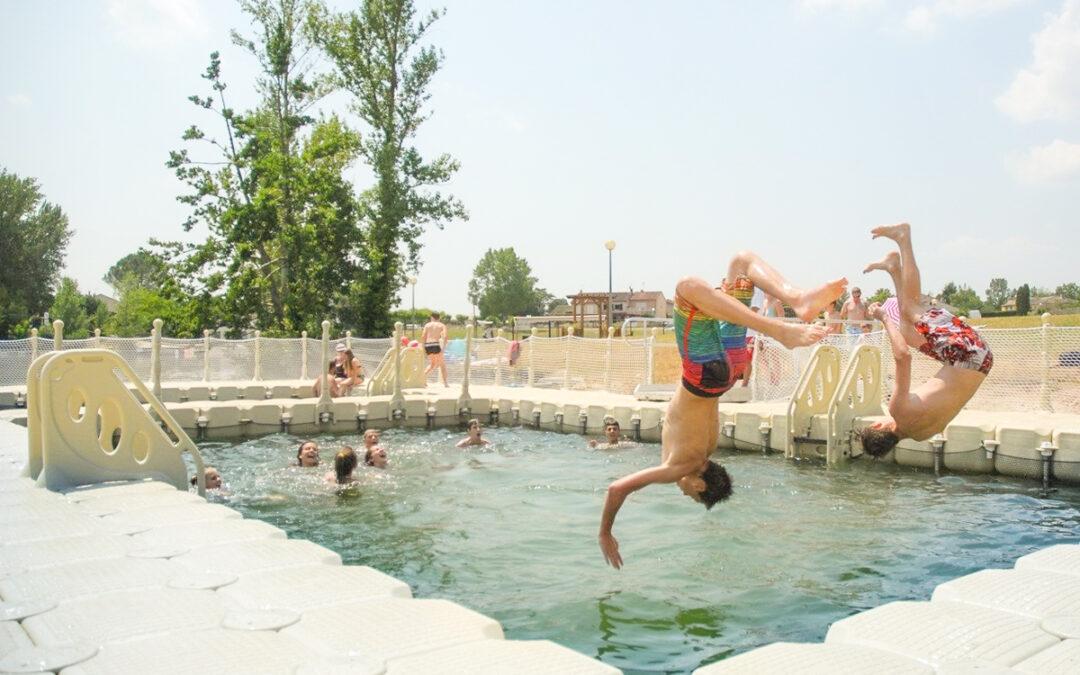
[2, 325, 1079, 415]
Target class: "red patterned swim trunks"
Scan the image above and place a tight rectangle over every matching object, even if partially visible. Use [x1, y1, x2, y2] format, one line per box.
[915, 307, 993, 375]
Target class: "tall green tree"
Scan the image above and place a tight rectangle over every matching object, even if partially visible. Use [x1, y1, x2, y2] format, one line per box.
[867, 288, 893, 305]
[48, 277, 90, 338]
[1016, 284, 1031, 316]
[939, 281, 958, 306]
[468, 248, 552, 321]
[316, 0, 467, 336]
[1055, 282, 1080, 301]
[104, 249, 169, 293]
[0, 168, 72, 337]
[949, 285, 982, 314]
[986, 278, 1009, 309]
[167, 0, 361, 335]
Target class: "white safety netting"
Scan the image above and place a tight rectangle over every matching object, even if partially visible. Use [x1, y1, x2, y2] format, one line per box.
[3, 325, 1080, 414]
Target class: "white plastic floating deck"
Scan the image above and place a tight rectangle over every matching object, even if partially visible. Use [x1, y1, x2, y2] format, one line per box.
[693, 642, 933, 674]
[385, 638, 624, 674]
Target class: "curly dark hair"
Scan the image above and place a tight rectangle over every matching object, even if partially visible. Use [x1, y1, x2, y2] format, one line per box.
[699, 460, 733, 510]
[857, 427, 900, 458]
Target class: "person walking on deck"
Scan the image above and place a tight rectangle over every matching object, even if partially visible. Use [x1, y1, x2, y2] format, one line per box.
[598, 250, 844, 568]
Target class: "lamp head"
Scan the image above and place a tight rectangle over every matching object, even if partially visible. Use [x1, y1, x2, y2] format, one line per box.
[604, 240, 616, 251]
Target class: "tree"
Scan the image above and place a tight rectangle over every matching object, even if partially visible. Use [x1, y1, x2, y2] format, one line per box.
[316, 0, 467, 336]
[868, 288, 893, 305]
[1016, 284, 1031, 316]
[83, 293, 113, 333]
[468, 248, 551, 321]
[48, 277, 89, 338]
[949, 285, 982, 314]
[104, 249, 169, 293]
[0, 168, 72, 337]
[1056, 283, 1080, 301]
[107, 286, 200, 337]
[939, 281, 958, 306]
[167, 0, 361, 336]
[986, 278, 1009, 309]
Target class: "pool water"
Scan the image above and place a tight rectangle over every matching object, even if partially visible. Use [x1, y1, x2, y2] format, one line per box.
[193, 428, 1080, 674]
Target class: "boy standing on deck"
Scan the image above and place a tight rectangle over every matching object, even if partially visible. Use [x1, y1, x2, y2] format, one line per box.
[599, 251, 845, 568]
[859, 223, 992, 455]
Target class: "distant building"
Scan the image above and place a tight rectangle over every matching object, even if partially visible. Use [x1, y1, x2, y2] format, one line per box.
[566, 289, 671, 332]
[1001, 296, 1018, 313]
[94, 294, 119, 312]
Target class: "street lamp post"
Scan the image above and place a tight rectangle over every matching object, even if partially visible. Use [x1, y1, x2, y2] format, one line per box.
[604, 240, 616, 335]
[407, 275, 418, 339]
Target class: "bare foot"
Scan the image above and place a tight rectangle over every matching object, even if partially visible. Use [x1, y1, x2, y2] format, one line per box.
[870, 222, 910, 242]
[792, 278, 848, 323]
[863, 251, 900, 275]
[774, 322, 827, 350]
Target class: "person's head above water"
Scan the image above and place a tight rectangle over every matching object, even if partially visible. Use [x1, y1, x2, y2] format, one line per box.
[856, 420, 901, 458]
[603, 421, 620, 444]
[191, 466, 222, 490]
[363, 428, 381, 449]
[297, 440, 320, 467]
[364, 445, 388, 469]
[334, 446, 358, 483]
[467, 418, 482, 437]
[676, 460, 733, 510]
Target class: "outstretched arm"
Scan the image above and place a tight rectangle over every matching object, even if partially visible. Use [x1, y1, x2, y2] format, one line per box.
[599, 464, 684, 568]
[871, 304, 912, 414]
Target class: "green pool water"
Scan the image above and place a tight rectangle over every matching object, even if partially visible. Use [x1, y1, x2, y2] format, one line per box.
[193, 428, 1080, 674]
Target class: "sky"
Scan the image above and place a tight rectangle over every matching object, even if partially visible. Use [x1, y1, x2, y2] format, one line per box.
[2, 0, 1079, 315]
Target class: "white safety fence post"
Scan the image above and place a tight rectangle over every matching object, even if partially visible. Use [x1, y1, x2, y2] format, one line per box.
[1041, 313, 1052, 411]
[458, 323, 473, 409]
[317, 320, 332, 418]
[53, 320, 64, 351]
[528, 327, 538, 388]
[202, 329, 211, 381]
[346, 330, 352, 351]
[300, 330, 308, 380]
[30, 327, 39, 363]
[495, 328, 504, 387]
[253, 330, 262, 381]
[605, 326, 614, 391]
[646, 327, 657, 386]
[151, 318, 162, 399]
[563, 326, 574, 390]
[390, 322, 404, 414]
[93, 328, 101, 348]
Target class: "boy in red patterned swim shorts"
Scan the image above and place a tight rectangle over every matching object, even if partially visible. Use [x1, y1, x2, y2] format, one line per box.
[860, 223, 993, 458]
[599, 251, 845, 568]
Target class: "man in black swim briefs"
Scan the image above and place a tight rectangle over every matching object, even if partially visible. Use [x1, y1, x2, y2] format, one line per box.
[420, 312, 449, 387]
[598, 250, 844, 568]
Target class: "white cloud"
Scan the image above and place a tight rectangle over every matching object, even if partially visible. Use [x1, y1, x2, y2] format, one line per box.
[1008, 139, 1080, 182]
[798, 0, 880, 11]
[904, 0, 1026, 34]
[6, 93, 31, 107]
[107, 0, 208, 50]
[996, 0, 1080, 122]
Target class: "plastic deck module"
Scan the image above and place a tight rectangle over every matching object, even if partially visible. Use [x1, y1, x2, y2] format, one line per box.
[217, 564, 411, 613]
[824, 600, 1059, 667]
[385, 638, 623, 674]
[0, 534, 133, 571]
[21, 588, 226, 647]
[97, 502, 241, 531]
[692, 642, 932, 674]
[1013, 639, 1080, 674]
[1014, 544, 1080, 577]
[170, 538, 342, 576]
[932, 568, 1080, 619]
[129, 516, 286, 549]
[0, 557, 176, 604]
[61, 628, 334, 675]
[281, 597, 504, 663]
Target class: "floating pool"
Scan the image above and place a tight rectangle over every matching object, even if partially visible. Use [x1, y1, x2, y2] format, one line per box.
[193, 428, 1080, 674]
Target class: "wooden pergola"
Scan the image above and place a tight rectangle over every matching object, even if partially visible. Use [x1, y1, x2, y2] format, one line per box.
[568, 292, 613, 335]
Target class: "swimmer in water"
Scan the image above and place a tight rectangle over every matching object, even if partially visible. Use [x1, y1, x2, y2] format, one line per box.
[297, 440, 320, 467]
[589, 420, 625, 449]
[456, 418, 491, 448]
[190, 466, 223, 490]
[326, 446, 359, 485]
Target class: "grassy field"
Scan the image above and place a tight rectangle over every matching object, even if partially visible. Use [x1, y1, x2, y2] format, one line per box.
[974, 313, 1080, 328]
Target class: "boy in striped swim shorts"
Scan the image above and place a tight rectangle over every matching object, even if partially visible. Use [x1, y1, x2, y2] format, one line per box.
[599, 250, 845, 568]
[860, 223, 993, 458]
